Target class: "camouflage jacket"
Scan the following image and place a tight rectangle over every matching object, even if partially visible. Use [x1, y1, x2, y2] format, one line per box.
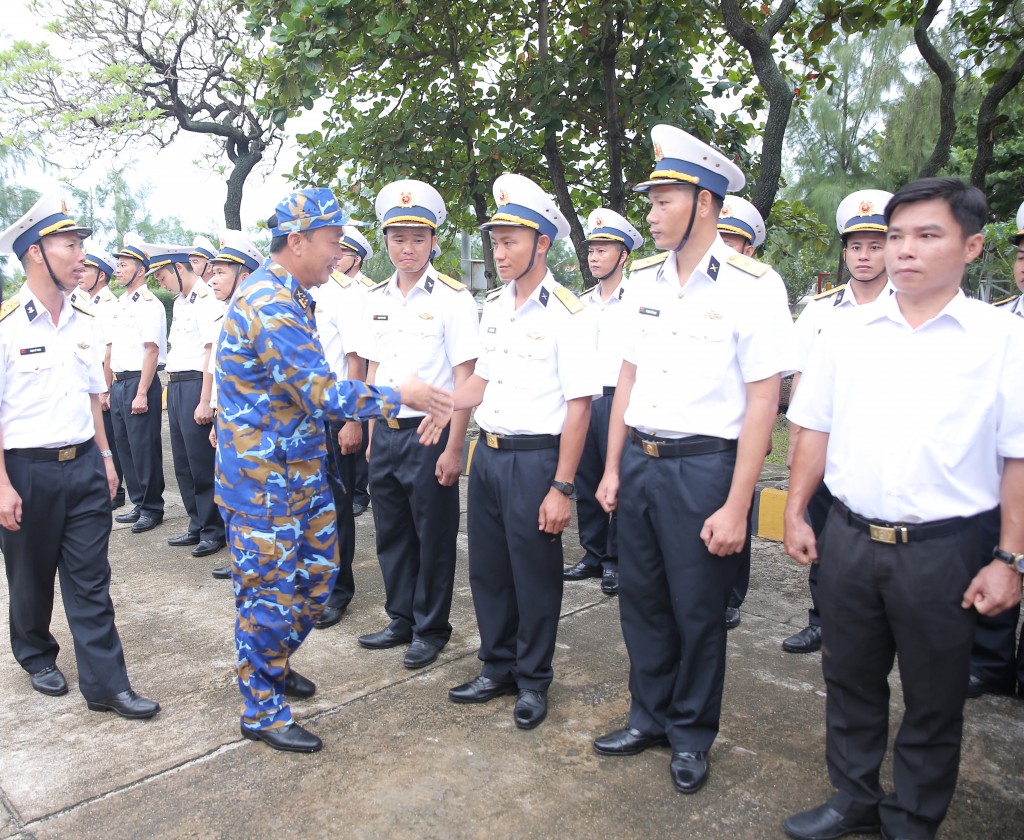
[215, 262, 401, 516]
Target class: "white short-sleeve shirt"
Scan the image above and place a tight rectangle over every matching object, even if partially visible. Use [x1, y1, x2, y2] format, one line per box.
[310, 272, 368, 380]
[167, 280, 222, 372]
[109, 285, 168, 371]
[581, 278, 636, 390]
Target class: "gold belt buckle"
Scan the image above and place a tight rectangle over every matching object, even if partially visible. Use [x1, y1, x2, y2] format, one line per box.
[485, 433, 500, 449]
[386, 417, 399, 430]
[869, 524, 908, 544]
[641, 439, 660, 458]
[58, 446, 77, 462]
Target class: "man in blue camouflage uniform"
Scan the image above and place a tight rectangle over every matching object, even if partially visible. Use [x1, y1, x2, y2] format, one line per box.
[215, 188, 453, 754]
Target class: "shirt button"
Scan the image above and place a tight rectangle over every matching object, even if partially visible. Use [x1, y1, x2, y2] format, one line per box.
[497, 380, 503, 384]
[504, 348, 509, 353]
[672, 330, 678, 335]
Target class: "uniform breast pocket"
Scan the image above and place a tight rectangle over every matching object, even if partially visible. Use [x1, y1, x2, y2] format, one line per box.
[71, 347, 96, 392]
[511, 333, 554, 372]
[410, 316, 444, 352]
[13, 349, 58, 380]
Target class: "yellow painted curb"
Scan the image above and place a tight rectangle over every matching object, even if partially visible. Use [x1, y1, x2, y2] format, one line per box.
[756, 487, 787, 541]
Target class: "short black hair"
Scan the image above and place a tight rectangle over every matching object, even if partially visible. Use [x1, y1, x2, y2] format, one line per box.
[884, 177, 987, 238]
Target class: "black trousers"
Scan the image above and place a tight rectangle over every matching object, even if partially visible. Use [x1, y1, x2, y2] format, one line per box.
[575, 394, 617, 571]
[167, 377, 223, 541]
[109, 375, 164, 515]
[369, 424, 459, 646]
[467, 443, 563, 690]
[805, 481, 834, 627]
[100, 405, 124, 495]
[727, 499, 755, 610]
[618, 439, 740, 752]
[353, 421, 370, 507]
[0, 446, 130, 700]
[817, 506, 996, 840]
[324, 420, 357, 611]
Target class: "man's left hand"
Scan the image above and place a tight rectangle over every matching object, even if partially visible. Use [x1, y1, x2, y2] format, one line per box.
[700, 502, 747, 557]
[962, 560, 1023, 616]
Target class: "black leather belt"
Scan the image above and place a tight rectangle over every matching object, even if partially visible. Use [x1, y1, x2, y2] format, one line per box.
[167, 371, 203, 382]
[6, 438, 95, 462]
[630, 428, 737, 459]
[602, 386, 616, 396]
[479, 430, 560, 451]
[379, 416, 422, 431]
[832, 500, 970, 545]
[113, 365, 165, 382]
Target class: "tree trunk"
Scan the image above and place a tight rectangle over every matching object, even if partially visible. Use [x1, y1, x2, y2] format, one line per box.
[970, 48, 1024, 190]
[914, 0, 957, 178]
[223, 147, 263, 230]
[601, 13, 627, 214]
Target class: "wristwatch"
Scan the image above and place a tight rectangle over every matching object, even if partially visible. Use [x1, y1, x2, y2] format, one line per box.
[992, 546, 1024, 574]
[99, 449, 114, 458]
[550, 480, 575, 497]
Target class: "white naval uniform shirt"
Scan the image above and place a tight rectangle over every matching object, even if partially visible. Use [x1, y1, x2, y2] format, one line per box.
[793, 280, 894, 371]
[1006, 296, 1024, 318]
[475, 272, 601, 436]
[362, 266, 480, 418]
[623, 237, 795, 439]
[582, 278, 635, 389]
[0, 286, 105, 448]
[310, 271, 368, 379]
[789, 290, 1024, 522]
[108, 284, 168, 372]
[166, 279, 222, 373]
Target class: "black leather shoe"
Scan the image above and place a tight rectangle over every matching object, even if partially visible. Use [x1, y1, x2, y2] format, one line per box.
[725, 606, 741, 629]
[114, 507, 141, 524]
[167, 532, 200, 546]
[670, 751, 709, 794]
[357, 627, 411, 649]
[513, 689, 547, 729]
[563, 560, 602, 581]
[880, 829, 911, 840]
[783, 624, 823, 653]
[593, 726, 669, 756]
[314, 605, 345, 629]
[111, 492, 126, 510]
[192, 539, 226, 558]
[783, 803, 880, 840]
[601, 568, 619, 595]
[352, 502, 368, 517]
[448, 675, 517, 704]
[283, 669, 316, 699]
[966, 674, 1014, 699]
[30, 664, 68, 697]
[86, 690, 160, 719]
[404, 639, 441, 669]
[211, 565, 232, 580]
[131, 513, 163, 533]
[241, 722, 322, 753]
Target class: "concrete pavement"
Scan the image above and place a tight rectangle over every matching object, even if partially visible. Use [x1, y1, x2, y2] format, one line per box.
[0, 439, 1022, 838]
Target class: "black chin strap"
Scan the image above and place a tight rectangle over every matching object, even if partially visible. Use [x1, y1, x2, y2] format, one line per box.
[849, 266, 887, 285]
[671, 188, 702, 254]
[227, 266, 243, 299]
[37, 239, 73, 292]
[592, 244, 628, 283]
[512, 230, 542, 285]
[82, 268, 103, 295]
[173, 265, 184, 293]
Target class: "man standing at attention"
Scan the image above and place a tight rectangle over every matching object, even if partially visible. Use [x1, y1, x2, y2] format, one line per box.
[591, 125, 794, 794]
[783, 178, 1024, 840]
[357, 180, 479, 670]
[216, 188, 452, 754]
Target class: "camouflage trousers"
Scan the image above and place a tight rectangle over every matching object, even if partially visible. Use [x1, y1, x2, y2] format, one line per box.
[223, 492, 338, 730]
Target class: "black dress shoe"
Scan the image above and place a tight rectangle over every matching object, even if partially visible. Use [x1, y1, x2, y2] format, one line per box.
[30, 664, 68, 697]
[670, 751, 709, 794]
[192, 539, 226, 558]
[357, 627, 411, 649]
[211, 565, 232, 580]
[114, 507, 141, 524]
[167, 532, 201, 547]
[86, 690, 160, 719]
[783, 803, 880, 840]
[241, 722, 322, 753]
[601, 568, 619, 595]
[111, 492, 126, 510]
[131, 513, 163, 533]
[966, 674, 1014, 699]
[314, 605, 345, 629]
[593, 726, 669, 756]
[563, 560, 602, 581]
[352, 502, 368, 517]
[404, 639, 441, 669]
[725, 606, 741, 629]
[783, 624, 823, 653]
[448, 675, 517, 704]
[513, 689, 547, 729]
[283, 669, 316, 699]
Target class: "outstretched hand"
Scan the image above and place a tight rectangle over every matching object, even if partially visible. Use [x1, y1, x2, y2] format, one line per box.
[399, 376, 453, 446]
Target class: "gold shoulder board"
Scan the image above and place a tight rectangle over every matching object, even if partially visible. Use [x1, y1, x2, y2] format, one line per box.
[71, 299, 95, 317]
[993, 294, 1020, 307]
[194, 284, 208, 298]
[140, 288, 155, 301]
[437, 273, 467, 292]
[726, 253, 769, 277]
[553, 285, 584, 315]
[370, 279, 389, 292]
[813, 284, 847, 300]
[0, 298, 21, 323]
[358, 273, 376, 287]
[332, 272, 353, 289]
[628, 252, 669, 272]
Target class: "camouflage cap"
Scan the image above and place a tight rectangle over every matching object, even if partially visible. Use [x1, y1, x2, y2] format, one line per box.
[270, 188, 350, 238]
